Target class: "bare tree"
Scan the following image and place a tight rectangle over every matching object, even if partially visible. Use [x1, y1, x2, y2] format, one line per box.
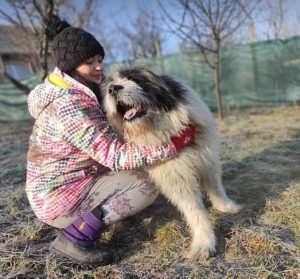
[0, 0, 98, 93]
[159, 0, 260, 119]
[117, 9, 164, 59]
[0, 0, 58, 83]
[86, 8, 119, 62]
[263, 0, 291, 40]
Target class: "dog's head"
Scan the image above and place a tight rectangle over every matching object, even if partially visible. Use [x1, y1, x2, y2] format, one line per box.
[101, 66, 189, 143]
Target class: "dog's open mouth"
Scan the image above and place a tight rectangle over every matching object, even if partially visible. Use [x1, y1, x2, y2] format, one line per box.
[117, 101, 147, 121]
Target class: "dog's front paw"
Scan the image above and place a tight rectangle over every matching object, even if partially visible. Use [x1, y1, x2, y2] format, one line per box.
[186, 235, 216, 261]
[186, 244, 216, 261]
[214, 199, 243, 214]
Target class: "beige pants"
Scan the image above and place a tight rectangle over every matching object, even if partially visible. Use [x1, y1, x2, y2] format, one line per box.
[44, 170, 159, 229]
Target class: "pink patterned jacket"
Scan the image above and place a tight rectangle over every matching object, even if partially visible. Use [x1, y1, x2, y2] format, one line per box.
[26, 68, 177, 221]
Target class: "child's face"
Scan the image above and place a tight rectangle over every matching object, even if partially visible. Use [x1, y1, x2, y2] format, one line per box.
[75, 54, 104, 84]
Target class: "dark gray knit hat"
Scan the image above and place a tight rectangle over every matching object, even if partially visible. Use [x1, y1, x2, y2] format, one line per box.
[46, 15, 105, 72]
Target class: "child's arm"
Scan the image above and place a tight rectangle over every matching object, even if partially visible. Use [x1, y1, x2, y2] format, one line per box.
[55, 94, 194, 171]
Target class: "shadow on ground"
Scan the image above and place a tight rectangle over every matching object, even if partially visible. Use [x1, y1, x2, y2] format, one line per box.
[97, 131, 300, 263]
[1, 110, 299, 278]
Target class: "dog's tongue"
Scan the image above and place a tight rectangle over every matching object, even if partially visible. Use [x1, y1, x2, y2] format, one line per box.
[124, 108, 137, 120]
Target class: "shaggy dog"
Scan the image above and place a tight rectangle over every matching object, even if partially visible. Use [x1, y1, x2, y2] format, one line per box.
[101, 66, 241, 260]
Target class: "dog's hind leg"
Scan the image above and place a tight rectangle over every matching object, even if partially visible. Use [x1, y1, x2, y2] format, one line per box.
[201, 159, 242, 214]
[206, 176, 242, 214]
[157, 177, 216, 260]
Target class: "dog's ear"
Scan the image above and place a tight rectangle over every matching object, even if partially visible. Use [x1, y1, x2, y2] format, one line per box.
[159, 75, 187, 109]
[141, 68, 177, 112]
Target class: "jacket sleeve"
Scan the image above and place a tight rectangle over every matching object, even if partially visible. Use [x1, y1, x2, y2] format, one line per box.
[55, 93, 177, 171]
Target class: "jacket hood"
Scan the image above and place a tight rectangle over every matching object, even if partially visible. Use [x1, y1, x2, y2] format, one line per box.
[28, 68, 99, 119]
[28, 81, 69, 119]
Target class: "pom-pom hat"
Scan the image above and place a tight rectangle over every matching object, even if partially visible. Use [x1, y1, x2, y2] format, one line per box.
[46, 15, 105, 73]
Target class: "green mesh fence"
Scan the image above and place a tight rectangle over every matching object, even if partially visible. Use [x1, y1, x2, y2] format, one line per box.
[0, 73, 40, 121]
[1, 36, 300, 121]
[107, 35, 300, 109]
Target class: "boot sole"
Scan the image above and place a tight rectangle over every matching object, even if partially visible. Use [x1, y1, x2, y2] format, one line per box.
[50, 246, 112, 267]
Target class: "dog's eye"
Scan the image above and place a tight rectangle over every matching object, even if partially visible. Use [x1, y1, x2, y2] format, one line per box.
[127, 76, 139, 84]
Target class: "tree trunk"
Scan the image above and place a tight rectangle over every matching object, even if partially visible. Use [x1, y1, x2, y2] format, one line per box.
[154, 41, 161, 56]
[213, 62, 223, 120]
[41, 0, 54, 80]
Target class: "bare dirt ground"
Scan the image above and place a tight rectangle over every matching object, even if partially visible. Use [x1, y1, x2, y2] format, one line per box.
[0, 106, 299, 279]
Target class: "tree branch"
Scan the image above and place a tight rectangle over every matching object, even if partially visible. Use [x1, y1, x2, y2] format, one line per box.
[3, 72, 31, 95]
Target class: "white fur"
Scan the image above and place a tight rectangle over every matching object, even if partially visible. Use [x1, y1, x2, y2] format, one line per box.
[102, 68, 241, 260]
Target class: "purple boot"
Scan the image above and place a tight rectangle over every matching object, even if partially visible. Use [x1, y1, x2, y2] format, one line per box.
[51, 211, 112, 265]
[63, 211, 106, 247]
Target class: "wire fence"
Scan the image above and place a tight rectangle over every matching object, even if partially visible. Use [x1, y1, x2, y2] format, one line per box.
[1, 36, 300, 121]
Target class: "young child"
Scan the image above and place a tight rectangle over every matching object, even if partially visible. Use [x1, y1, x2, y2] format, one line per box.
[26, 17, 196, 265]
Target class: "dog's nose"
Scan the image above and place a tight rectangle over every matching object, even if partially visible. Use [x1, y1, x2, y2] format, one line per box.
[108, 84, 124, 95]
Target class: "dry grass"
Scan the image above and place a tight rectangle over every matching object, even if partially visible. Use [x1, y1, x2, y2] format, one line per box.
[0, 105, 300, 278]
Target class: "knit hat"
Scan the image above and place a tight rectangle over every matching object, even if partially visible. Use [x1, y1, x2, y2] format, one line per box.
[46, 15, 105, 73]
